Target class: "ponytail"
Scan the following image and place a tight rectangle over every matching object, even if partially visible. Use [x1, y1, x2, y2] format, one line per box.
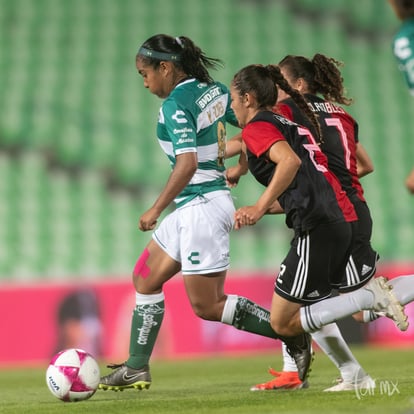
[266, 65, 322, 142]
[137, 34, 223, 84]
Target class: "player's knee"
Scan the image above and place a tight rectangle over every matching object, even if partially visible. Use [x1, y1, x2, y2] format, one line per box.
[192, 305, 214, 320]
[191, 301, 221, 321]
[271, 316, 295, 337]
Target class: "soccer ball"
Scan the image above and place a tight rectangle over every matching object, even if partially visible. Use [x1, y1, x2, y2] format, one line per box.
[46, 348, 100, 402]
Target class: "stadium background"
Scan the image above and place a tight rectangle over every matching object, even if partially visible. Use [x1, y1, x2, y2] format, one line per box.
[1, 0, 414, 365]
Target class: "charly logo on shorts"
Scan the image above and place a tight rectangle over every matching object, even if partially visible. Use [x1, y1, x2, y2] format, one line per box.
[187, 251, 200, 264]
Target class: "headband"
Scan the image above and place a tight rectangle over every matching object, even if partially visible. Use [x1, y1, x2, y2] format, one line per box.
[137, 47, 181, 61]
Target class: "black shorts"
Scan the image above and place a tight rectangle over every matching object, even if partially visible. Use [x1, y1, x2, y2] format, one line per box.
[336, 200, 379, 293]
[275, 221, 353, 305]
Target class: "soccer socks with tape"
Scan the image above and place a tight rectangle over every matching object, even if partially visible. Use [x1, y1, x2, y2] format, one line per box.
[221, 294, 278, 339]
[311, 323, 367, 383]
[388, 275, 414, 305]
[126, 292, 164, 369]
[300, 288, 374, 333]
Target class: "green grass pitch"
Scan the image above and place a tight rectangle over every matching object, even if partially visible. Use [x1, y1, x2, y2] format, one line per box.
[1, 346, 414, 414]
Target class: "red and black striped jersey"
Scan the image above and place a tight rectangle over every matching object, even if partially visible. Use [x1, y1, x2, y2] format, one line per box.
[242, 110, 357, 232]
[276, 94, 365, 203]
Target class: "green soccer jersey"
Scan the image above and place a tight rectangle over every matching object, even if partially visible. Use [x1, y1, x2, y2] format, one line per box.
[157, 78, 239, 207]
[392, 17, 414, 95]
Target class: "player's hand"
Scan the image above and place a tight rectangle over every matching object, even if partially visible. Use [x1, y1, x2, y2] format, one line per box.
[234, 205, 264, 229]
[226, 165, 243, 188]
[139, 208, 159, 231]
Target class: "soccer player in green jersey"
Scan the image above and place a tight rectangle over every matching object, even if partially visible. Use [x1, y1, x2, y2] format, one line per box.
[388, 0, 414, 192]
[98, 34, 312, 391]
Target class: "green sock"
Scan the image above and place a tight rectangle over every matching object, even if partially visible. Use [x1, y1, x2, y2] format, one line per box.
[222, 295, 279, 339]
[126, 299, 165, 369]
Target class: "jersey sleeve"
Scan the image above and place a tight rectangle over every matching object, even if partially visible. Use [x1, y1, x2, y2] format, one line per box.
[218, 82, 239, 127]
[243, 121, 286, 157]
[274, 102, 294, 121]
[161, 98, 197, 155]
[392, 22, 414, 95]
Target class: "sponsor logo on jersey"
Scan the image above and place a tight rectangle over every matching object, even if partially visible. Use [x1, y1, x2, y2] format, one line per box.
[172, 110, 187, 123]
[196, 86, 222, 109]
[394, 37, 411, 60]
[176, 137, 194, 144]
[174, 127, 194, 144]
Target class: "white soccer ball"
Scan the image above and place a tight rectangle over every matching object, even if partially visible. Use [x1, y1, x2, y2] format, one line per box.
[46, 348, 100, 402]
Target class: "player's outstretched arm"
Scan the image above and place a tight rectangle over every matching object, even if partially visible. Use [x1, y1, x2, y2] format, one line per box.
[356, 142, 374, 178]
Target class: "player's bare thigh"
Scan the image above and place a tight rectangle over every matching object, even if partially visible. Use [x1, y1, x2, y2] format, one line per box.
[270, 293, 303, 336]
[183, 271, 227, 321]
[132, 239, 181, 294]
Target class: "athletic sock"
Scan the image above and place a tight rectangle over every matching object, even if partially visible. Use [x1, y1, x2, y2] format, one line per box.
[300, 287, 375, 333]
[282, 343, 298, 372]
[388, 275, 414, 305]
[362, 310, 379, 323]
[221, 295, 278, 339]
[126, 292, 165, 369]
[311, 323, 367, 383]
[280, 323, 366, 383]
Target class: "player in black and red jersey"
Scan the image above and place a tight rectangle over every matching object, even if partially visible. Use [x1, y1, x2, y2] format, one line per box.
[253, 54, 378, 392]
[228, 63, 407, 388]
[277, 54, 379, 296]
[241, 55, 414, 392]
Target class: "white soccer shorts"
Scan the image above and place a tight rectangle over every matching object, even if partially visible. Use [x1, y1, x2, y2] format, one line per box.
[153, 191, 235, 275]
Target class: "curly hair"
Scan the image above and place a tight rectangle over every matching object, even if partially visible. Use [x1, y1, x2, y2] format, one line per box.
[279, 54, 353, 106]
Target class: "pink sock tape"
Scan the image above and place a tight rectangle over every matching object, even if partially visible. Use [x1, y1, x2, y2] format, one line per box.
[133, 248, 150, 278]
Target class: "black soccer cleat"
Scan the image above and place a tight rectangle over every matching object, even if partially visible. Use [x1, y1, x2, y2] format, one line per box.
[98, 363, 151, 391]
[281, 333, 314, 382]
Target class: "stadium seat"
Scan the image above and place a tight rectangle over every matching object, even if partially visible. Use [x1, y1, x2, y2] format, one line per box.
[0, 0, 412, 280]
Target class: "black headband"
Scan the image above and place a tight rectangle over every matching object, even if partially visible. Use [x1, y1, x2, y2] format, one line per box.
[138, 47, 181, 61]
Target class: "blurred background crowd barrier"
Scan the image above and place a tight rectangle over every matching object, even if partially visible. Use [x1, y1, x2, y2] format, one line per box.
[1, 0, 413, 363]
